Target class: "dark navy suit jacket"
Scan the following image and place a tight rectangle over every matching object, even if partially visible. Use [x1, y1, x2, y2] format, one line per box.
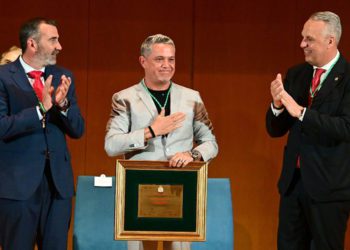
[0, 58, 84, 200]
[266, 55, 350, 202]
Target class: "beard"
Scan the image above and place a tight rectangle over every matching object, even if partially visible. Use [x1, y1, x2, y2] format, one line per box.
[36, 46, 59, 66]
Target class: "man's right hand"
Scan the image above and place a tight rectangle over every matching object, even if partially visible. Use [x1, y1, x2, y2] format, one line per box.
[151, 108, 186, 136]
[270, 73, 284, 108]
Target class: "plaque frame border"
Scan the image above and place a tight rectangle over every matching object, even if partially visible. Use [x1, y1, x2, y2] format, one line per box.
[115, 160, 208, 241]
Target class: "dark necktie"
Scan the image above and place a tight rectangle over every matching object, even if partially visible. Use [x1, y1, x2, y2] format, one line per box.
[27, 71, 44, 101]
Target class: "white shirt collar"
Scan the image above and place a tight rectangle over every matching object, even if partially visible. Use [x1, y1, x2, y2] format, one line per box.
[19, 56, 45, 74]
[313, 50, 340, 72]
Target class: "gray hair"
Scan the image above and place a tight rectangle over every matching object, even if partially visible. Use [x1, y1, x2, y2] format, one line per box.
[140, 34, 175, 57]
[309, 11, 342, 45]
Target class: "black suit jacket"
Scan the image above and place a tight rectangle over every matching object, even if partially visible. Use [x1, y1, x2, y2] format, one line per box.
[0, 59, 85, 200]
[266, 55, 350, 202]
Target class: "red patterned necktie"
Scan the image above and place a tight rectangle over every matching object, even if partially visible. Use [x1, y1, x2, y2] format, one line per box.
[27, 71, 44, 101]
[311, 68, 326, 92]
[309, 68, 326, 104]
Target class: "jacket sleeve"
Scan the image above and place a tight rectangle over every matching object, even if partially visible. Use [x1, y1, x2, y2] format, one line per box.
[47, 73, 85, 139]
[266, 70, 295, 138]
[192, 93, 218, 162]
[104, 92, 147, 157]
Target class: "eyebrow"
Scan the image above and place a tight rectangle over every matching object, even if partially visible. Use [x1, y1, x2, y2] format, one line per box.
[154, 56, 175, 59]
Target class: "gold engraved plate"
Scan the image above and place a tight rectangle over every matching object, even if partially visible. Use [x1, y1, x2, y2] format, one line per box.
[138, 184, 183, 218]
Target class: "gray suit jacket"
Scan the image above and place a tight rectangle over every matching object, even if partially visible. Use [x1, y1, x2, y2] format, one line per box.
[105, 81, 218, 161]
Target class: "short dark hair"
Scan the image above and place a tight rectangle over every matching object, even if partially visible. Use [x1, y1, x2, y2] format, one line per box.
[19, 17, 57, 52]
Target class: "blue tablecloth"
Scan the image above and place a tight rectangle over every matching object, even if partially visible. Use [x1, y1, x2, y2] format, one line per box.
[73, 176, 233, 250]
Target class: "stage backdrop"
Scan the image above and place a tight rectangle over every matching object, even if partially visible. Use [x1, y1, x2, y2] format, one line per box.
[1, 1, 350, 249]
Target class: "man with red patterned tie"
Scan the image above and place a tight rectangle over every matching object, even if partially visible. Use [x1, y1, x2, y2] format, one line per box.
[266, 11, 350, 250]
[0, 18, 84, 249]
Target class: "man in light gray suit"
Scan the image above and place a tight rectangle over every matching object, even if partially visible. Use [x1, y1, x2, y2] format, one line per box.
[104, 34, 218, 250]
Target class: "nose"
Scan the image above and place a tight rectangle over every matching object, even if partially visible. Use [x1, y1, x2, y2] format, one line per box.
[56, 41, 62, 51]
[300, 39, 307, 49]
[162, 60, 170, 68]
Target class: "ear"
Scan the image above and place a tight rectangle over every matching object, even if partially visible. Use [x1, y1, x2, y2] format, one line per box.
[327, 36, 336, 48]
[139, 56, 146, 69]
[27, 38, 38, 52]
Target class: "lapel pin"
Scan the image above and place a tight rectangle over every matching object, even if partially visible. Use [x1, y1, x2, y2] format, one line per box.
[335, 77, 339, 81]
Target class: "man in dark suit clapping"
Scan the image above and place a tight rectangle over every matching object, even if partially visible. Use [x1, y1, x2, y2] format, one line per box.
[0, 18, 84, 250]
[266, 11, 350, 250]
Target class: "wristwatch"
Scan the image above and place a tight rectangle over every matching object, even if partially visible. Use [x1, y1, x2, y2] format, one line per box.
[55, 98, 70, 112]
[190, 150, 202, 161]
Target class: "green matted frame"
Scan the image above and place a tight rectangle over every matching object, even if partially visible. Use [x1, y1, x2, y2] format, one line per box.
[115, 160, 208, 241]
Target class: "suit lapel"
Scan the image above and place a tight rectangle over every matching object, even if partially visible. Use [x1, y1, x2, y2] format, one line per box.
[166, 83, 183, 141]
[10, 59, 33, 92]
[136, 82, 158, 117]
[136, 81, 181, 121]
[170, 83, 181, 113]
[45, 65, 61, 89]
[311, 55, 346, 109]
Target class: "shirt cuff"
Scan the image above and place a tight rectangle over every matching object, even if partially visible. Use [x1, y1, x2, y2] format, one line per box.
[60, 110, 68, 116]
[36, 106, 44, 120]
[271, 103, 284, 116]
[298, 107, 306, 121]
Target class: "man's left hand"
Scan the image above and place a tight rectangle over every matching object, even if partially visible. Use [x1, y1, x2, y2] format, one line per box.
[280, 90, 304, 118]
[55, 75, 71, 105]
[169, 152, 193, 168]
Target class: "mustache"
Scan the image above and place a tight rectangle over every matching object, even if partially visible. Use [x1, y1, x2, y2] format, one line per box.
[52, 50, 60, 55]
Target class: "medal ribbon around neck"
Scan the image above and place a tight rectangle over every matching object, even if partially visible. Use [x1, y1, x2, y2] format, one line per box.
[309, 58, 338, 98]
[142, 79, 172, 110]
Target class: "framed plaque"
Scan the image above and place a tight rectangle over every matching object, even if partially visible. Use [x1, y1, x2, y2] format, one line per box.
[115, 160, 208, 241]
